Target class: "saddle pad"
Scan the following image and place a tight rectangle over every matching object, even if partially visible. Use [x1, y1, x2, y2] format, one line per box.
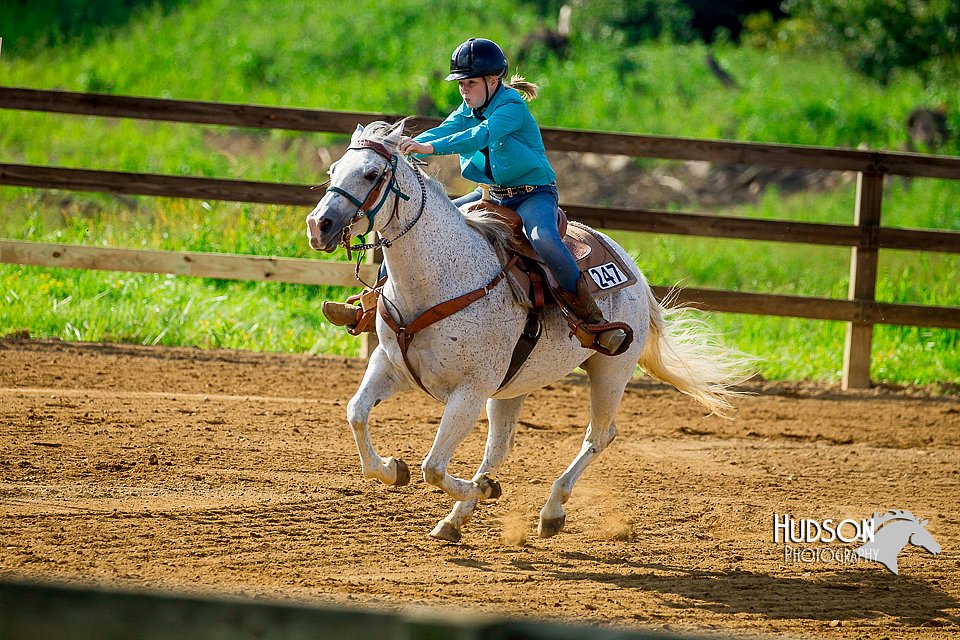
[564, 221, 639, 296]
[461, 201, 636, 296]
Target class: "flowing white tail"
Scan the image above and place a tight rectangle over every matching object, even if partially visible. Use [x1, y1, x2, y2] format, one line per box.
[639, 281, 753, 418]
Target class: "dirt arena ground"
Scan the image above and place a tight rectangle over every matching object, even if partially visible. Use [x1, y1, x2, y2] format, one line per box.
[1, 338, 958, 639]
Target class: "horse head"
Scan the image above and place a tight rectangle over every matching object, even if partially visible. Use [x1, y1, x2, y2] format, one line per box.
[854, 510, 940, 575]
[306, 121, 406, 252]
[910, 519, 941, 556]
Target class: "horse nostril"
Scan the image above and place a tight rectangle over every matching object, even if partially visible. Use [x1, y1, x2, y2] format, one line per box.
[320, 218, 332, 233]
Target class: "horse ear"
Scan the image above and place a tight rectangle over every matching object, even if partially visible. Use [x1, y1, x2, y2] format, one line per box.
[351, 124, 364, 144]
[386, 117, 409, 144]
[921, 519, 929, 526]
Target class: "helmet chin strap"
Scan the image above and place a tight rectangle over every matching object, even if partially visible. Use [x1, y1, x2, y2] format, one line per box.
[475, 77, 501, 116]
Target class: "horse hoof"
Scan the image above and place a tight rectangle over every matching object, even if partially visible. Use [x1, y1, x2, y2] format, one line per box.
[392, 458, 410, 486]
[538, 514, 566, 538]
[429, 522, 462, 543]
[481, 476, 502, 500]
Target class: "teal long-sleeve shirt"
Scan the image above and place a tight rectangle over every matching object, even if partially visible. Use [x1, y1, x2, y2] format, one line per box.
[414, 84, 556, 187]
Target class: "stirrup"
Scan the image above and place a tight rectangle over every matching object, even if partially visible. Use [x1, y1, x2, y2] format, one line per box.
[597, 327, 629, 354]
[346, 287, 380, 335]
[567, 318, 634, 356]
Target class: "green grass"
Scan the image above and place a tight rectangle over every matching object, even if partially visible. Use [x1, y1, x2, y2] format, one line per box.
[1, 0, 958, 385]
[3, 0, 959, 167]
[1, 195, 358, 355]
[2, 268, 355, 355]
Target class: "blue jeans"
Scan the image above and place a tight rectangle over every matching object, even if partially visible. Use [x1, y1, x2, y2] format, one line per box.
[454, 185, 581, 292]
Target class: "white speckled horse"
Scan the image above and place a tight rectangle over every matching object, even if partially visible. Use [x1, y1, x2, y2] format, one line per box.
[306, 121, 748, 543]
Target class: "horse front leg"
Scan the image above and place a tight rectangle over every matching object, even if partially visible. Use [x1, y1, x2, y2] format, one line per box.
[421, 388, 501, 503]
[431, 395, 527, 543]
[346, 346, 411, 486]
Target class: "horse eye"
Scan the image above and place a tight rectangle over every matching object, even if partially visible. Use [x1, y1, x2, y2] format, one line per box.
[363, 169, 379, 182]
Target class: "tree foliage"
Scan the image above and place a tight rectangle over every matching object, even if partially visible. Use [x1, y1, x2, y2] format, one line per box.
[575, 0, 696, 44]
[0, 0, 184, 56]
[528, 0, 784, 45]
[781, 0, 960, 83]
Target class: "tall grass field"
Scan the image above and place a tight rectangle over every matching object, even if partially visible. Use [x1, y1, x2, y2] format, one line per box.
[1, 0, 958, 387]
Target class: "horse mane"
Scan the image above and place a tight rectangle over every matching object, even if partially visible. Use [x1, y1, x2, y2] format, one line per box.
[871, 510, 921, 529]
[356, 119, 528, 306]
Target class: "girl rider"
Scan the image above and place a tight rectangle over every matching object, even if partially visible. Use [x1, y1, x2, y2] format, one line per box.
[322, 38, 627, 355]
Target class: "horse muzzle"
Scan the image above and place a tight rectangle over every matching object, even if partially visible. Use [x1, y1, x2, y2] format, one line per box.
[306, 201, 349, 253]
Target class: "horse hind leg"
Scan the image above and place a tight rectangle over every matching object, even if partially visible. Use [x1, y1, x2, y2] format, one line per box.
[346, 347, 410, 486]
[431, 395, 527, 543]
[539, 355, 632, 538]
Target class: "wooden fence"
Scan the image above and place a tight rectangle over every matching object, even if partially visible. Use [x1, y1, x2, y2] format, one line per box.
[2, 86, 959, 388]
[0, 579, 720, 640]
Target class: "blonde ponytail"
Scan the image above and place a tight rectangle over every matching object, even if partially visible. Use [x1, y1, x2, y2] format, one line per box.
[505, 73, 539, 101]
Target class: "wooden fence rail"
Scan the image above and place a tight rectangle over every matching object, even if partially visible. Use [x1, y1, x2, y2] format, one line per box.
[0, 579, 720, 640]
[2, 86, 959, 387]
[2, 238, 957, 331]
[0, 239, 377, 287]
[4, 162, 960, 254]
[5, 87, 960, 178]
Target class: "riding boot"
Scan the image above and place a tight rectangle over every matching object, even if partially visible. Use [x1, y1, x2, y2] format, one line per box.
[554, 274, 629, 355]
[321, 286, 380, 334]
[321, 300, 363, 329]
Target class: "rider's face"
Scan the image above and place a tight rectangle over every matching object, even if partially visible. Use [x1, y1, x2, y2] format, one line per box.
[458, 76, 498, 109]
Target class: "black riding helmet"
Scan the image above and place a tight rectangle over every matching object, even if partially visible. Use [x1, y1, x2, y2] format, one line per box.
[446, 38, 508, 81]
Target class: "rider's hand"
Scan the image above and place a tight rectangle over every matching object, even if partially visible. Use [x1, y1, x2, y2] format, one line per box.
[399, 136, 433, 156]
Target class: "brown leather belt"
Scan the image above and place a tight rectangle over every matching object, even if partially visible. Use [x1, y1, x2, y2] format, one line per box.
[489, 184, 536, 199]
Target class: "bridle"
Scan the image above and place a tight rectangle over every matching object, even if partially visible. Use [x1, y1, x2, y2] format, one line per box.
[322, 138, 526, 400]
[325, 139, 427, 255]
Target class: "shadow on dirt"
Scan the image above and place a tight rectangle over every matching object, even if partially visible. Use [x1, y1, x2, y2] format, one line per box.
[553, 551, 958, 627]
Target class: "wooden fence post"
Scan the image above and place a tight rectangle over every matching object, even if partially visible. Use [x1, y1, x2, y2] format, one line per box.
[359, 248, 382, 359]
[842, 171, 884, 389]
